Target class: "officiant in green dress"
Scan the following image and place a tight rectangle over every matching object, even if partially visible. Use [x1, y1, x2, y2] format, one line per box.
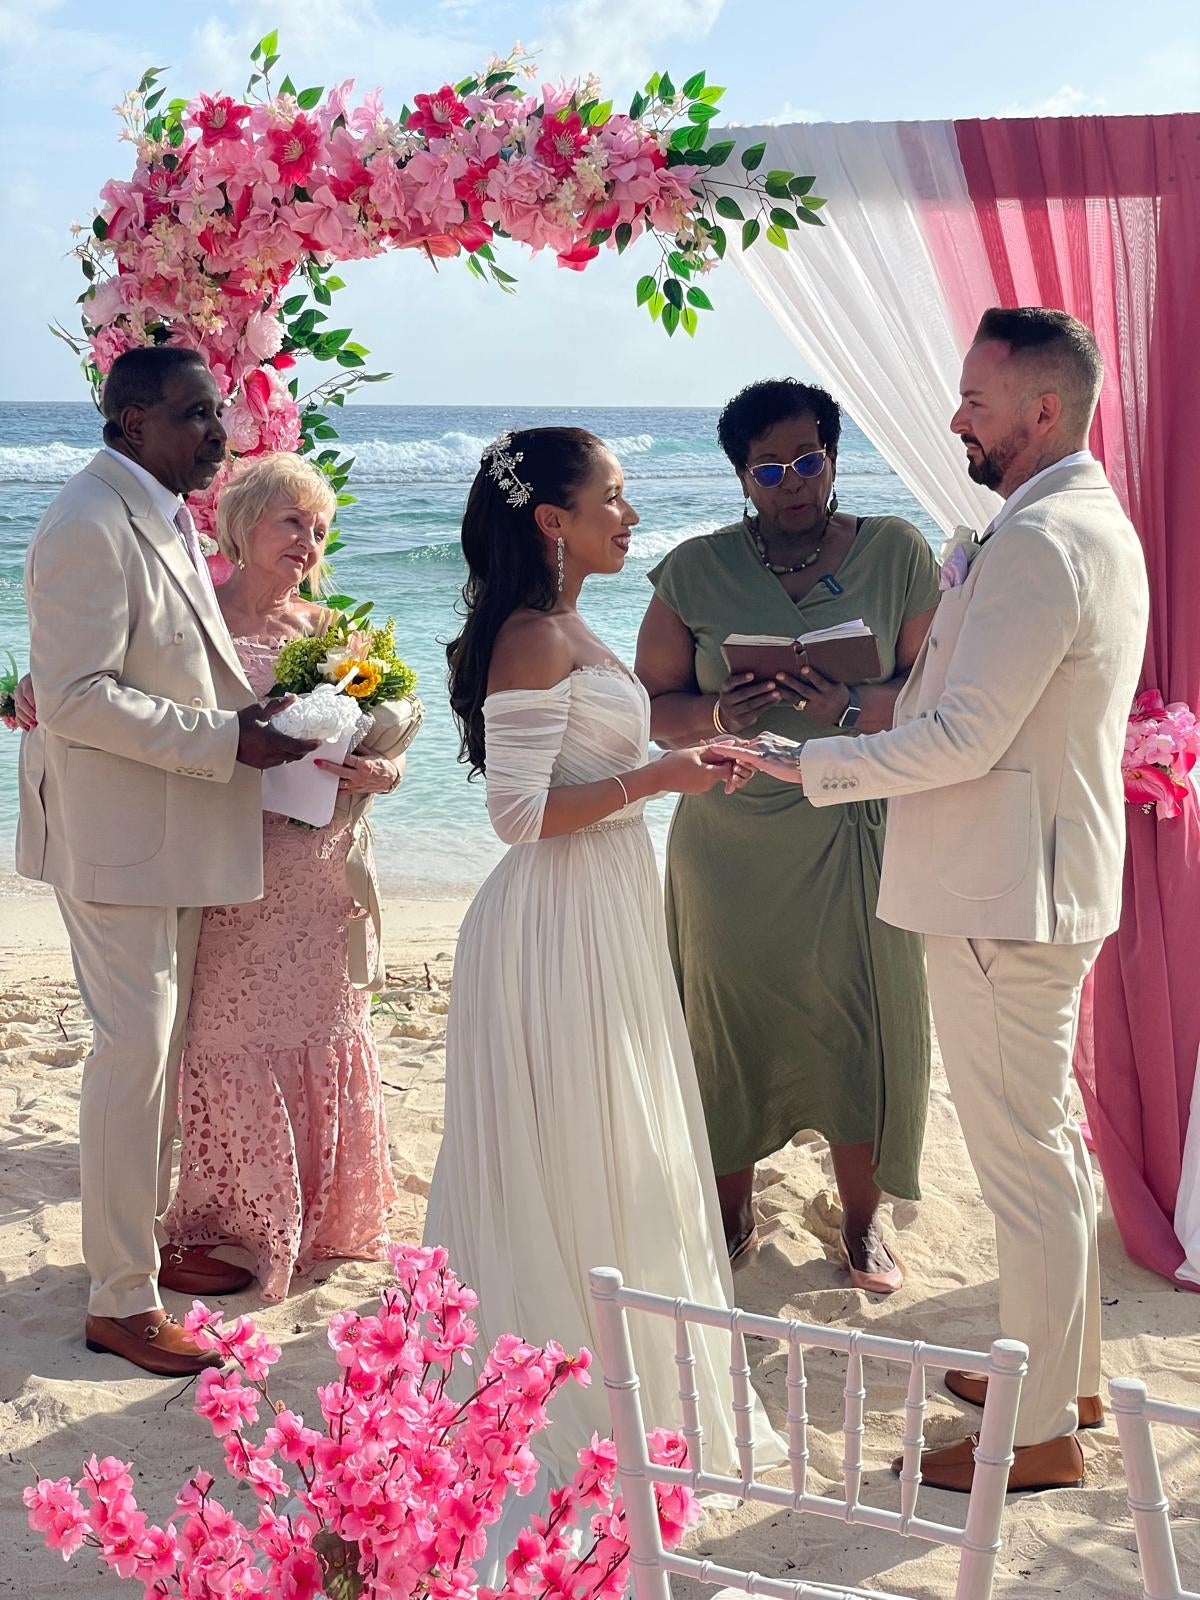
[635, 379, 941, 1293]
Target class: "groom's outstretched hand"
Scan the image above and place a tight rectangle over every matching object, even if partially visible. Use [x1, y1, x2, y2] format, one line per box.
[236, 696, 319, 768]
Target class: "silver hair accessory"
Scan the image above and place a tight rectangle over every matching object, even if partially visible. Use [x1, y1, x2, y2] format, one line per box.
[483, 430, 533, 508]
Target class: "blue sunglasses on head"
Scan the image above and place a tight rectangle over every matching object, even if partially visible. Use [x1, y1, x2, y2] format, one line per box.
[747, 448, 828, 488]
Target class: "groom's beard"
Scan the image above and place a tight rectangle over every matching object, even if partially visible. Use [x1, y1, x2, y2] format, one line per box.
[963, 425, 1029, 492]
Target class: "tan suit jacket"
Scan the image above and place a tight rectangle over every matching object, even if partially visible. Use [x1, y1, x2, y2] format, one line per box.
[800, 458, 1149, 943]
[17, 450, 264, 907]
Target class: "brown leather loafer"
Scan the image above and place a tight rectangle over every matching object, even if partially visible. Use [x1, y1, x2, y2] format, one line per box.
[945, 1369, 1104, 1430]
[158, 1244, 254, 1297]
[85, 1311, 225, 1378]
[891, 1431, 1085, 1494]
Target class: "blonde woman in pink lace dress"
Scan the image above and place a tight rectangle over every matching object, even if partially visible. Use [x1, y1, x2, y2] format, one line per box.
[165, 454, 401, 1299]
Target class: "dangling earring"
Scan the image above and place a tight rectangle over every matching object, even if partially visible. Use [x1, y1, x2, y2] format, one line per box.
[556, 537, 565, 593]
[827, 489, 839, 518]
[742, 495, 754, 530]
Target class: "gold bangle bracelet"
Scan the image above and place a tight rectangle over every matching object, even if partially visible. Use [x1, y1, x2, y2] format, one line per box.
[712, 700, 728, 735]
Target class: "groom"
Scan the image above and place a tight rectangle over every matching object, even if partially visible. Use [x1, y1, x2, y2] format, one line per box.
[713, 307, 1149, 1492]
[18, 346, 315, 1375]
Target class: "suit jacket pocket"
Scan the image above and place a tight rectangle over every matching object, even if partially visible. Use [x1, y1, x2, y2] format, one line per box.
[934, 768, 1034, 901]
[64, 747, 166, 867]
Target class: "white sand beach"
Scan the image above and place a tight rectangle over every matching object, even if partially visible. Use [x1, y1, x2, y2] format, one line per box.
[1, 889, 1197, 1599]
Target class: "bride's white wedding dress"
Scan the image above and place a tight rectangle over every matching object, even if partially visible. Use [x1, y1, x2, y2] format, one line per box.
[424, 664, 779, 1516]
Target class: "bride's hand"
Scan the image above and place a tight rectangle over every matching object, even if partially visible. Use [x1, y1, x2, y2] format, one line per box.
[656, 747, 755, 796]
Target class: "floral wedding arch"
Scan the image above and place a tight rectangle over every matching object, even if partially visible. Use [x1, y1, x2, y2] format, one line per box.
[56, 30, 824, 580]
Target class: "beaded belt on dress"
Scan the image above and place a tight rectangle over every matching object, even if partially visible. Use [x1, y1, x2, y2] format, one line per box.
[579, 813, 644, 835]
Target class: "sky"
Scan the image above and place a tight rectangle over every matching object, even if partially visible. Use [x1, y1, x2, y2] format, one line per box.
[2, 0, 1197, 406]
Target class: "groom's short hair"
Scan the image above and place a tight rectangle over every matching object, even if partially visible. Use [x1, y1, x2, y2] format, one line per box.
[974, 306, 1103, 431]
[100, 346, 211, 444]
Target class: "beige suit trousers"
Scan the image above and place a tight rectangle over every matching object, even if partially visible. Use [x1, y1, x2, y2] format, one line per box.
[55, 891, 201, 1319]
[924, 935, 1103, 1445]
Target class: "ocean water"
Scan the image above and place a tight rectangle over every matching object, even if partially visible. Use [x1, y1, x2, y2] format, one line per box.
[0, 403, 942, 896]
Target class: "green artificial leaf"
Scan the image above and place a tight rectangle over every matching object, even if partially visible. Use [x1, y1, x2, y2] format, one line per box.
[343, 341, 368, 356]
[687, 102, 719, 123]
[681, 70, 706, 98]
[770, 206, 798, 229]
[329, 391, 346, 405]
[796, 207, 825, 226]
[659, 71, 675, 99]
[137, 67, 166, 93]
[740, 142, 766, 171]
[312, 282, 332, 305]
[764, 173, 792, 200]
[588, 99, 613, 125]
[92, 216, 108, 241]
[322, 328, 352, 350]
[336, 350, 366, 367]
[325, 275, 346, 289]
[667, 250, 692, 279]
[326, 593, 355, 609]
[466, 254, 486, 280]
[455, 76, 479, 95]
[681, 306, 698, 336]
[661, 302, 680, 337]
[336, 493, 356, 507]
[645, 72, 661, 97]
[361, 371, 392, 382]
[648, 290, 665, 323]
[801, 194, 828, 210]
[662, 277, 684, 309]
[144, 88, 165, 111]
[789, 174, 816, 197]
[263, 53, 280, 74]
[279, 74, 297, 98]
[714, 195, 744, 221]
[282, 294, 306, 314]
[297, 86, 324, 110]
[614, 222, 632, 253]
[484, 69, 514, 88]
[313, 424, 338, 439]
[474, 242, 496, 262]
[168, 123, 185, 148]
[766, 223, 789, 249]
[351, 601, 375, 620]
[635, 274, 656, 307]
[81, 258, 95, 280]
[629, 90, 646, 120]
[710, 223, 727, 258]
[686, 286, 713, 310]
[588, 227, 612, 246]
[490, 266, 518, 286]
[704, 140, 735, 167]
[698, 85, 725, 104]
[258, 28, 279, 58]
[742, 217, 761, 250]
[669, 127, 695, 152]
[685, 124, 707, 150]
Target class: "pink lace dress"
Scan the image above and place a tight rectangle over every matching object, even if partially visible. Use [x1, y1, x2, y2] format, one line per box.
[165, 635, 397, 1300]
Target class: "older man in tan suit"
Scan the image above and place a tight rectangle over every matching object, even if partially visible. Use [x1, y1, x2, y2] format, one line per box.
[18, 346, 314, 1375]
[711, 308, 1149, 1492]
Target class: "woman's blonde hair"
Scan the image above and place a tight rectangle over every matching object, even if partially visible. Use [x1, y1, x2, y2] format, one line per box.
[217, 453, 338, 596]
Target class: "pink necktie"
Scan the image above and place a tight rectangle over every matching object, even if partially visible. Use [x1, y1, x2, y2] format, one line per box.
[173, 503, 207, 579]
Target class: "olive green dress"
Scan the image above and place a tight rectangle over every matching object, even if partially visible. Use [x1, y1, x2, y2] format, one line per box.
[648, 516, 941, 1198]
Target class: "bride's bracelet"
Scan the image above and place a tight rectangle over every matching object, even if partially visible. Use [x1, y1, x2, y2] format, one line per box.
[612, 774, 631, 810]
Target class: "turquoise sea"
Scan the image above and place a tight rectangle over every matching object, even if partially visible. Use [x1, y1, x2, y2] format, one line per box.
[0, 403, 942, 896]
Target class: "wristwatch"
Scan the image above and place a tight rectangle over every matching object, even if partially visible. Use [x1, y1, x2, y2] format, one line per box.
[836, 685, 863, 729]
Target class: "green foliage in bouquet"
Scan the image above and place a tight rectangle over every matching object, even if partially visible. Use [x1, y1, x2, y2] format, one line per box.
[274, 609, 417, 709]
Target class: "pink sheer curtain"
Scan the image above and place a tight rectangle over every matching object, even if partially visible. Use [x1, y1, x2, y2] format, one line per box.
[949, 115, 1200, 1285]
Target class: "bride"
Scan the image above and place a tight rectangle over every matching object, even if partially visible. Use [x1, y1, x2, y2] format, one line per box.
[424, 427, 780, 1540]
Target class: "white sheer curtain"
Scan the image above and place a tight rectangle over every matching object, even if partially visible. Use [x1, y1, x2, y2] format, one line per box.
[724, 119, 997, 539]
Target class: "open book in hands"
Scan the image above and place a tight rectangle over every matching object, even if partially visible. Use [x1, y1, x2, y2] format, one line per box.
[721, 619, 881, 684]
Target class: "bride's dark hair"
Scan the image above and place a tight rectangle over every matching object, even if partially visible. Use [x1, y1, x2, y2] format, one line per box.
[447, 426, 603, 776]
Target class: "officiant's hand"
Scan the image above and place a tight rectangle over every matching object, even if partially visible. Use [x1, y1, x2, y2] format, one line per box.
[315, 750, 404, 794]
[775, 666, 850, 725]
[14, 674, 36, 731]
[716, 671, 782, 735]
[236, 697, 319, 768]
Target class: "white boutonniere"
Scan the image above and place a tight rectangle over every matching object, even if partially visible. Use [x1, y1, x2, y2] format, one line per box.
[198, 534, 219, 558]
[938, 526, 983, 592]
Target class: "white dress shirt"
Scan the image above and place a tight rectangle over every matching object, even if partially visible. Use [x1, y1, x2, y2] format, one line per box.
[103, 444, 184, 527]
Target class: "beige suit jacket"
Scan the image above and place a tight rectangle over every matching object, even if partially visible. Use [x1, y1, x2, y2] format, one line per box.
[800, 458, 1149, 943]
[17, 450, 264, 907]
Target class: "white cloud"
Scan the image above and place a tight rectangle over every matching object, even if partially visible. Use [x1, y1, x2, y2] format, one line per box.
[537, 0, 726, 93]
[1000, 83, 1106, 117]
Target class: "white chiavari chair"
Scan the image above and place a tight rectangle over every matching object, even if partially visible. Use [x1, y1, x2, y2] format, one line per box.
[589, 1266, 1028, 1600]
[1110, 1377, 1200, 1600]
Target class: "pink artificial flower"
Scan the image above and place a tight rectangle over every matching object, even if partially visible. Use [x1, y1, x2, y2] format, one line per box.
[244, 310, 285, 363]
[136, 1524, 180, 1582]
[939, 543, 971, 591]
[292, 183, 357, 252]
[535, 111, 590, 179]
[1124, 764, 1189, 820]
[80, 1455, 136, 1505]
[89, 325, 136, 374]
[265, 112, 323, 187]
[455, 154, 501, 219]
[556, 238, 600, 272]
[194, 1368, 260, 1437]
[574, 1435, 619, 1505]
[190, 93, 253, 147]
[407, 85, 470, 139]
[278, 1548, 325, 1600]
[2, 715, 19, 732]
[24, 1479, 89, 1560]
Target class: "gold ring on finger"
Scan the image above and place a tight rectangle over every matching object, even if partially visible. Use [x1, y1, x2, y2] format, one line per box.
[796, 696, 809, 712]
